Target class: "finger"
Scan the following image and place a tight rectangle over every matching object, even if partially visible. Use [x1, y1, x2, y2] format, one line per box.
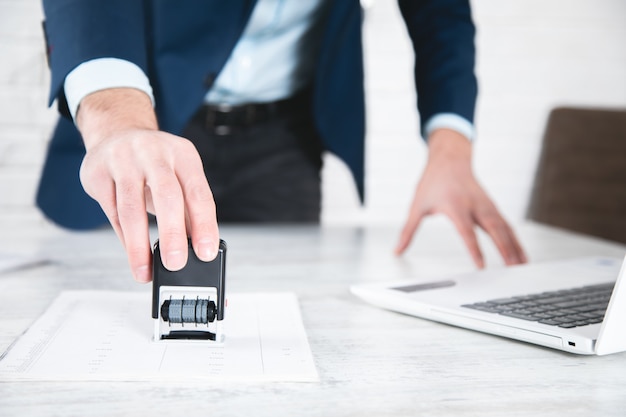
[476, 210, 527, 265]
[148, 167, 188, 271]
[394, 209, 425, 256]
[83, 177, 126, 245]
[177, 149, 220, 261]
[98, 183, 125, 246]
[448, 211, 485, 269]
[80, 158, 126, 243]
[115, 178, 152, 283]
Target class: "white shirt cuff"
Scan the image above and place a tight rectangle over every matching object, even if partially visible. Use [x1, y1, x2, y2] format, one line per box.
[64, 58, 155, 121]
[424, 113, 475, 141]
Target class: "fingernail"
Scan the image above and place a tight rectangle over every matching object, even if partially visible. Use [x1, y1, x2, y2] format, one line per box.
[197, 238, 217, 261]
[134, 265, 150, 283]
[165, 250, 186, 270]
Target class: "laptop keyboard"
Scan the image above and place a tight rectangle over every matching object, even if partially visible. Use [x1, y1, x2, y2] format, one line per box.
[462, 282, 613, 328]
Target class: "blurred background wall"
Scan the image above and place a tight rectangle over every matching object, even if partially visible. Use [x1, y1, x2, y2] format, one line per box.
[1, 0, 625, 231]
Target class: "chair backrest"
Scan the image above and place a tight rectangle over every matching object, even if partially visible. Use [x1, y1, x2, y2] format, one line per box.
[527, 107, 626, 244]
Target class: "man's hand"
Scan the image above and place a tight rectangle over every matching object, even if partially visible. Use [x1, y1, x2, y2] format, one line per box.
[394, 129, 527, 268]
[76, 88, 219, 283]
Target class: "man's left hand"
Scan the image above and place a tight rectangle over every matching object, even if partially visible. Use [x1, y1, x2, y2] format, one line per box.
[394, 128, 527, 268]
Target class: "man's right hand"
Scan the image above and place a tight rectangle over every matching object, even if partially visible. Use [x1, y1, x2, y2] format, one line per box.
[76, 88, 219, 283]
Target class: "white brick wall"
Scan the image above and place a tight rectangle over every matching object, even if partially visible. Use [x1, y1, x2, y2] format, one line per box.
[1, 0, 625, 229]
[0, 0, 54, 227]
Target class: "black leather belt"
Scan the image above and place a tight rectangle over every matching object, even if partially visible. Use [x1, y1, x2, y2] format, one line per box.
[202, 91, 308, 136]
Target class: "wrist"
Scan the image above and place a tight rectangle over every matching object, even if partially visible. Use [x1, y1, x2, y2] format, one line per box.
[76, 88, 158, 150]
[427, 128, 473, 164]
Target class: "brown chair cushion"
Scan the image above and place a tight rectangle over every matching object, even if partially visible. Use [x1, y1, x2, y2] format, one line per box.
[527, 107, 626, 244]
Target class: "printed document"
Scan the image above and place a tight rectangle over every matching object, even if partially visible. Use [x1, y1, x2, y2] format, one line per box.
[0, 291, 317, 382]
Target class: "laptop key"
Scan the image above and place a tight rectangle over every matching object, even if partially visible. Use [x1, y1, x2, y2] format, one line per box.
[488, 297, 520, 305]
[499, 311, 538, 321]
[461, 303, 501, 313]
[554, 300, 588, 309]
[533, 312, 556, 319]
[538, 319, 562, 326]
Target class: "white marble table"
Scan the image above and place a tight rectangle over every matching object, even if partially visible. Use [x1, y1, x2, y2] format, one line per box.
[0, 215, 625, 417]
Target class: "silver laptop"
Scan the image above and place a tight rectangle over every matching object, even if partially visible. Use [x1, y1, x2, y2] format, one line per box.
[351, 255, 626, 355]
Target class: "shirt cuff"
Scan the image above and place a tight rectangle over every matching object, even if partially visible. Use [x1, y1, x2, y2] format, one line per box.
[424, 113, 475, 142]
[64, 58, 155, 121]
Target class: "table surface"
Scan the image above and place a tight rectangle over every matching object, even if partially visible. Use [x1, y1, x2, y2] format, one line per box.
[1, 215, 625, 417]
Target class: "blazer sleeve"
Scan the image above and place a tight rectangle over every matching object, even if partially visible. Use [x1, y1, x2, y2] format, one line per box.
[398, 0, 478, 134]
[42, 0, 150, 118]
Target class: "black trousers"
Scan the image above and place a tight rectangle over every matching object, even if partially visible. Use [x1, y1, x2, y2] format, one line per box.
[183, 92, 323, 223]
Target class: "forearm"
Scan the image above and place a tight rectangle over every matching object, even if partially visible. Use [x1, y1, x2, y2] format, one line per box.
[398, 0, 477, 133]
[42, 0, 149, 114]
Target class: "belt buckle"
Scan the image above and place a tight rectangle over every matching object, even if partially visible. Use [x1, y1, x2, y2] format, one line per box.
[205, 102, 264, 135]
[206, 103, 235, 136]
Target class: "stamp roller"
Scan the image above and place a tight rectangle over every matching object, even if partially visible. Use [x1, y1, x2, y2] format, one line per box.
[152, 239, 226, 342]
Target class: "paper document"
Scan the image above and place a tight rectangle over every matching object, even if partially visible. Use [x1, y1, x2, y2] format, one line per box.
[0, 291, 318, 382]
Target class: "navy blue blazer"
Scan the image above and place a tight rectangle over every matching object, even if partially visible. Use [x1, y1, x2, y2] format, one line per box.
[37, 0, 477, 229]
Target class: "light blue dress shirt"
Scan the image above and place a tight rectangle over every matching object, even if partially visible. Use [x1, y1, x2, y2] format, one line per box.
[205, 0, 327, 104]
